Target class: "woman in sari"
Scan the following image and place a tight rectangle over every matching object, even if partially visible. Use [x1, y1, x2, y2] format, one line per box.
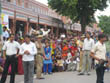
[18, 37, 24, 75]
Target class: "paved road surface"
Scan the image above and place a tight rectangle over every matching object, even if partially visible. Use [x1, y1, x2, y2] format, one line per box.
[1, 71, 110, 83]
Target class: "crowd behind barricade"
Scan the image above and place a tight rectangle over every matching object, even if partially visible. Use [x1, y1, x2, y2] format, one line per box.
[0, 26, 110, 83]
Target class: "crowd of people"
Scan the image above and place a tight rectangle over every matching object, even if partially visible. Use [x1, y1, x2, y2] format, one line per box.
[0, 26, 110, 83]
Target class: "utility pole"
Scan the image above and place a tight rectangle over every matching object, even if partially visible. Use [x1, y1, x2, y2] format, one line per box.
[38, 15, 39, 29]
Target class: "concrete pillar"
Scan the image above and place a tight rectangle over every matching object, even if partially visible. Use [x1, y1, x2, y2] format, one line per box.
[11, 19, 15, 34]
[24, 21, 29, 35]
[11, 11, 16, 34]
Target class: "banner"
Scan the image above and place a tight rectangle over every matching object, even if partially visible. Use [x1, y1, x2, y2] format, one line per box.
[1, 13, 9, 29]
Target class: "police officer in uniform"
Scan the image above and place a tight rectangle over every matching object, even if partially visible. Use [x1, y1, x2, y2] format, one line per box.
[35, 35, 45, 79]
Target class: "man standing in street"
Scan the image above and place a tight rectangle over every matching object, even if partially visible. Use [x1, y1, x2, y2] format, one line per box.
[35, 35, 45, 79]
[79, 32, 94, 75]
[0, 34, 20, 83]
[90, 34, 109, 83]
[79, 35, 85, 72]
[20, 35, 37, 83]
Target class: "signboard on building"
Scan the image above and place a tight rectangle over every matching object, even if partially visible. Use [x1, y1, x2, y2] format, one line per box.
[86, 26, 94, 32]
[2, 10, 14, 17]
[72, 23, 81, 31]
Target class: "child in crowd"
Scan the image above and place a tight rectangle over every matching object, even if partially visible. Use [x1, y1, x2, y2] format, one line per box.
[52, 59, 58, 72]
[62, 42, 68, 59]
[66, 50, 73, 71]
[56, 52, 64, 72]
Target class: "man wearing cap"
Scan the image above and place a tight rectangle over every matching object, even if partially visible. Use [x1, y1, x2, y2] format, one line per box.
[79, 32, 94, 75]
[35, 35, 45, 79]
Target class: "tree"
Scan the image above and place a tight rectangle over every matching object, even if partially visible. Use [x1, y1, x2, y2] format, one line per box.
[48, 0, 108, 33]
[98, 15, 110, 35]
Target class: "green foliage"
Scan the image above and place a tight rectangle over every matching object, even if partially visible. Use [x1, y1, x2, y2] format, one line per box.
[48, 0, 108, 33]
[98, 16, 110, 35]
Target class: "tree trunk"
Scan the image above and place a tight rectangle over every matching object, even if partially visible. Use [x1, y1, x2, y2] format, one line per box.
[80, 17, 86, 34]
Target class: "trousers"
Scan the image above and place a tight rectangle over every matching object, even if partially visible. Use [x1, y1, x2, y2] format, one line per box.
[35, 55, 43, 78]
[0, 55, 17, 83]
[43, 63, 52, 73]
[23, 61, 34, 83]
[96, 65, 105, 83]
[81, 50, 92, 73]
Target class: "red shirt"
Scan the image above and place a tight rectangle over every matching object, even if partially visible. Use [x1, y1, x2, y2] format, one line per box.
[62, 45, 68, 57]
[70, 46, 77, 56]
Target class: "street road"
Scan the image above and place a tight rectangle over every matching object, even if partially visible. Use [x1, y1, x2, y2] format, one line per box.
[1, 71, 110, 83]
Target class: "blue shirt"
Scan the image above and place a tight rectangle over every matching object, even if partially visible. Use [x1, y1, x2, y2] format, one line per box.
[43, 47, 52, 64]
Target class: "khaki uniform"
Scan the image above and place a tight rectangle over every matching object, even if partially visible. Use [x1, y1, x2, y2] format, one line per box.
[79, 51, 83, 71]
[35, 41, 44, 78]
[79, 41, 83, 71]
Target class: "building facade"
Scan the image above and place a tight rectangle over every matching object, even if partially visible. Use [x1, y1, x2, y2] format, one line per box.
[1, 0, 65, 36]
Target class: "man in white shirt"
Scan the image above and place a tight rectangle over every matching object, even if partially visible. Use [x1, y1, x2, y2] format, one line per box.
[20, 35, 37, 83]
[0, 34, 20, 83]
[2, 26, 9, 41]
[91, 34, 109, 83]
[79, 32, 94, 75]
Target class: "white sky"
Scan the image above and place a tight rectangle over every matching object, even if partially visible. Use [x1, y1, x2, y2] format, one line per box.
[36, 0, 110, 22]
[35, 0, 48, 5]
[95, 3, 110, 22]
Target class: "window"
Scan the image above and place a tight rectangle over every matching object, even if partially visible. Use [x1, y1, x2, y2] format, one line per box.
[38, 8, 40, 13]
[7, 0, 11, 2]
[22, 0, 25, 7]
[25, 2, 28, 8]
[13, 0, 16, 4]
[41, 9, 42, 14]
[18, 0, 22, 6]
